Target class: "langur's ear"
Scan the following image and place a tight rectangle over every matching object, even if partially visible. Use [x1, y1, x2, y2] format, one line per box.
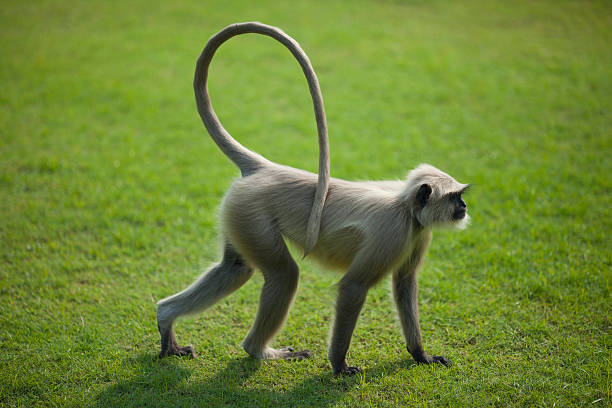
[415, 184, 432, 208]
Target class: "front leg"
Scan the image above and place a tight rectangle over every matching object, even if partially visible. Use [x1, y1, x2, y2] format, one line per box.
[328, 238, 406, 375]
[392, 235, 451, 367]
[328, 280, 368, 376]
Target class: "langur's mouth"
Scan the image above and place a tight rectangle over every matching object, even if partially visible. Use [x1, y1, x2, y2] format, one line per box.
[453, 209, 466, 220]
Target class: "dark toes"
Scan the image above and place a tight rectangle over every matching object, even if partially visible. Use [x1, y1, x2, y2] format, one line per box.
[296, 349, 312, 358]
[285, 349, 312, 361]
[178, 345, 197, 358]
[336, 366, 362, 376]
[432, 356, 451, 366]
[159, 345, 197, 359]
[346, 366, 362, 375]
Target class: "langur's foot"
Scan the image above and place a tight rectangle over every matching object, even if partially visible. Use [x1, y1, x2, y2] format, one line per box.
[276, 346, 312, 361]
[413, 351, 451, 367]
[160, 344, 197, 359]
[430, 355, 451, 366]
[244, 345, 312, 360]
[158, 324, 197, 359]
[333, 361, 362, 376]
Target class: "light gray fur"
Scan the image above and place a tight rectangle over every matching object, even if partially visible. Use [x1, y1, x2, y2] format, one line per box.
[156, 22, 470, 375]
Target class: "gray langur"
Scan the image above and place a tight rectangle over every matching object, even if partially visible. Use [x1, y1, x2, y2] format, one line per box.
[156, 22, 470, 375]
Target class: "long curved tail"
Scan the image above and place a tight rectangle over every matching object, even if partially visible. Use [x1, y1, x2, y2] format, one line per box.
[194, 22, 330, 255]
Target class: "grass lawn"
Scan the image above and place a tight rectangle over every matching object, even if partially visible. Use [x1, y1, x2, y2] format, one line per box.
[1, 0, 610, 406]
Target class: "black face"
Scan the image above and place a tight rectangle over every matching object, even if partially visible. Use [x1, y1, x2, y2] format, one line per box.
[449, 192, 467, 220]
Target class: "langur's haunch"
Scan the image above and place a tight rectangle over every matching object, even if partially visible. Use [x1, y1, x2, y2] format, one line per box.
[156, 22, 470, 375]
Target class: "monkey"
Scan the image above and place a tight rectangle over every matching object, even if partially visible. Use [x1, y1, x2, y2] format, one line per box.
[156, 22, 470, 376]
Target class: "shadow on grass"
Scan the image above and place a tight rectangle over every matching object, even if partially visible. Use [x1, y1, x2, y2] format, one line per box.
[94, 352, 417, 407]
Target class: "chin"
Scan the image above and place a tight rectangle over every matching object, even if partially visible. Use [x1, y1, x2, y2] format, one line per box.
[453, 213, 470, 230]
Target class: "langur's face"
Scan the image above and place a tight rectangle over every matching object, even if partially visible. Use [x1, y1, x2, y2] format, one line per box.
[446, 186, 470, 229]
[416, 184, 470, 229]
[449, 191, 467, 220]
[405, 164, 471, 229]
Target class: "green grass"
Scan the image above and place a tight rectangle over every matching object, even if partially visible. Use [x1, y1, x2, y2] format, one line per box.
[1, 0, 610, 406]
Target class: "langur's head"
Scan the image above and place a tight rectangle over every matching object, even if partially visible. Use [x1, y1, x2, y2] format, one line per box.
[402, 164, 470, 229]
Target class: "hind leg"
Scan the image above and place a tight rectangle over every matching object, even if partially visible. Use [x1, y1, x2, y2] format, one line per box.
[235, 226, 311, 361]
[156, 243, 253, 358]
